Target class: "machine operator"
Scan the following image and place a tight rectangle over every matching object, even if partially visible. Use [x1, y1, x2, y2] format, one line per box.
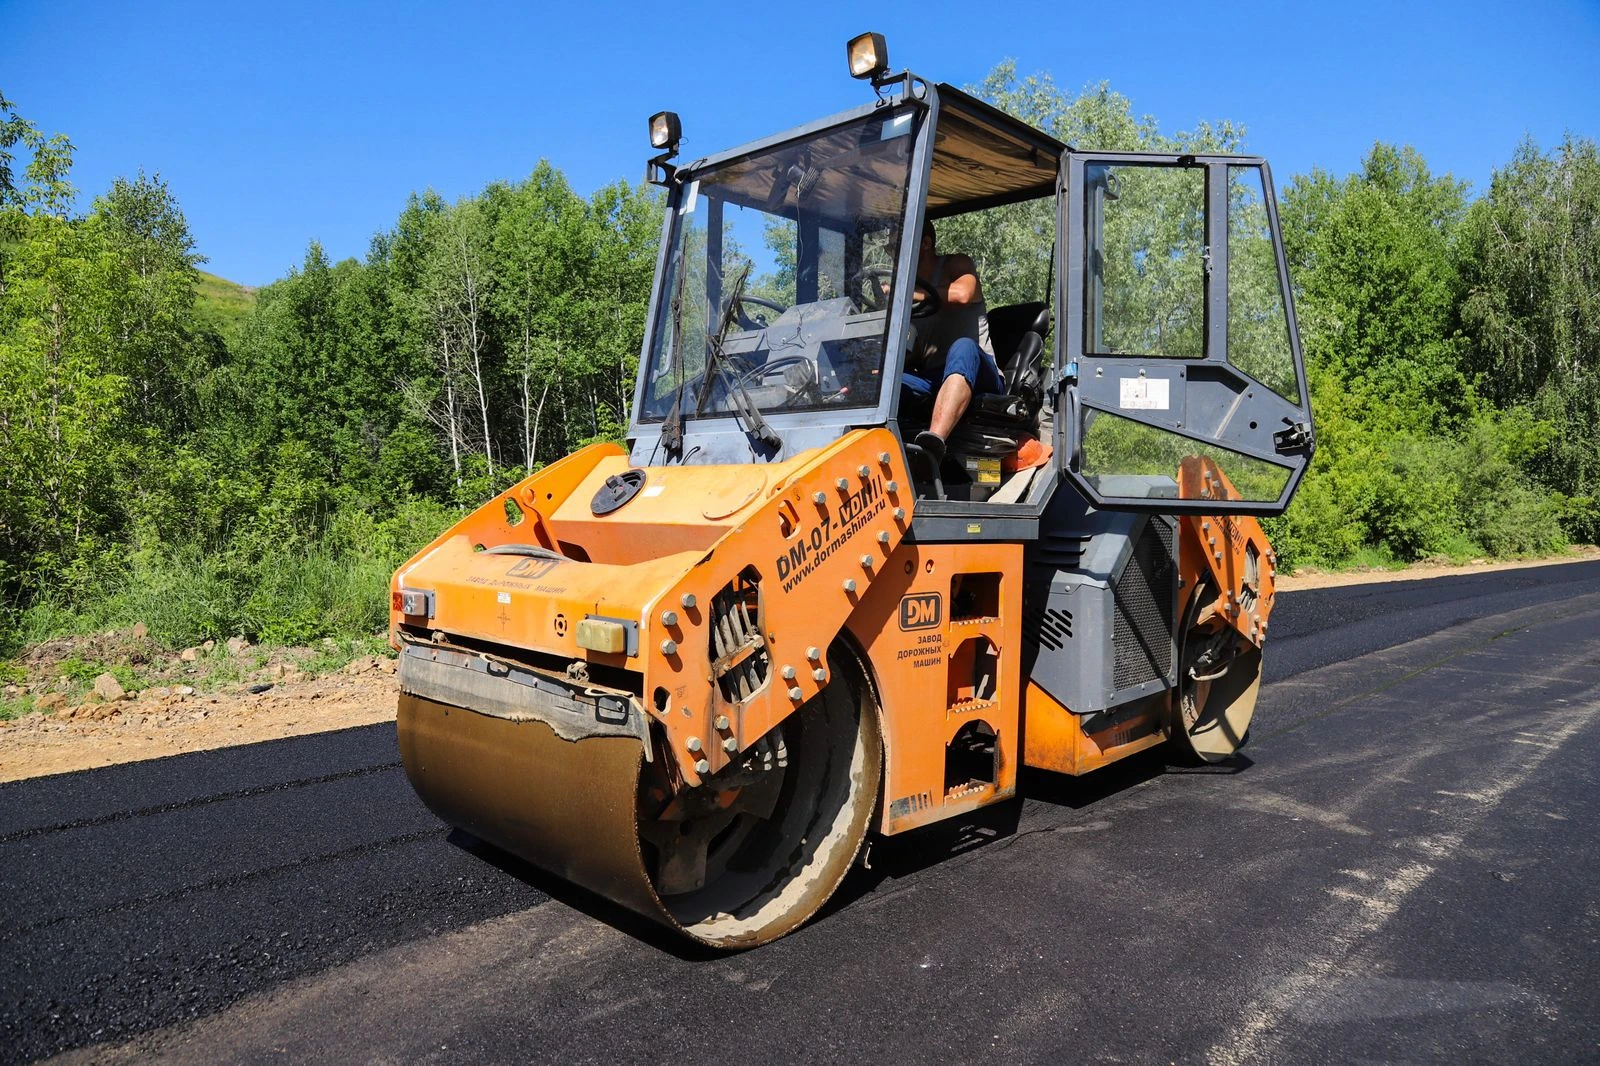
[902, 220, 1004, 466]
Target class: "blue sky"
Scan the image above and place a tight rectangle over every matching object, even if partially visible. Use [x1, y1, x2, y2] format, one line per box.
[4, 0, 1596, 287]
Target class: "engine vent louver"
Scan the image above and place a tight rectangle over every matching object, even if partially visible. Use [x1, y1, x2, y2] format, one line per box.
[1036, 532, 1092, 569]
[1111, 520, 1176, 690]
[710, 567, 770, 703]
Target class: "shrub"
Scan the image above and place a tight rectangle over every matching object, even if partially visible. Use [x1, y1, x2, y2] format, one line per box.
[9, 496, 462, 650]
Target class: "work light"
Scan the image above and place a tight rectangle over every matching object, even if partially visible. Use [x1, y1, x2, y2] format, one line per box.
[649, 111, 681, 151]
[847, 32, 888, 81]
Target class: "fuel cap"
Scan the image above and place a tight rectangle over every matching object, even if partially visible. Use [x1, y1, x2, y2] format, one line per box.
[591, 469, 647, 516]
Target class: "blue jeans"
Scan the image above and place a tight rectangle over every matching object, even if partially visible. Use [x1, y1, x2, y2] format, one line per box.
[902, 337, 1004, 399]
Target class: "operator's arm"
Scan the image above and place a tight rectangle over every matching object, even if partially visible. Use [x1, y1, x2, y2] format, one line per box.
[939, 254, 983, 305]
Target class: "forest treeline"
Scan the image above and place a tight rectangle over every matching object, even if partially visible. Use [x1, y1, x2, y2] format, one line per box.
[1, 66, 1597, 650]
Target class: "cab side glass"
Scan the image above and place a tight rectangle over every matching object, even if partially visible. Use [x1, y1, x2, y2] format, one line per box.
[1080, 409, 1294, 504]
[1227, 166, 1297, 400]
[1085, 164, 1206, 359]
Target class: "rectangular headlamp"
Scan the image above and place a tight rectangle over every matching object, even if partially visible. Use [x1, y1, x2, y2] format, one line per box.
[576, 618, 627, 654]
[847, 32, 888, 80]
[649, 111, 681, 150]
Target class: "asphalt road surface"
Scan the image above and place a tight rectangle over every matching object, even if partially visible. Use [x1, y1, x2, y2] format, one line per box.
[5, 561, 1600, 1065]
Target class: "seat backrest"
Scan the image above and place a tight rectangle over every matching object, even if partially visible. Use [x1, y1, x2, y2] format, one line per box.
[986, 301, 1051, 371]
[1006, 331, 1044, 393]
[986, 301, 1051, 403]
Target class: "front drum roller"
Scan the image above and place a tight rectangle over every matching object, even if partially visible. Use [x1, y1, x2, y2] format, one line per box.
[1170, 579, 1263, 764]
[398, 646, 882, 949]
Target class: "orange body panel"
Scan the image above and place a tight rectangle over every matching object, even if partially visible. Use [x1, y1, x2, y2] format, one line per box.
[392, 429, 916, 787]
[1020, 682, 1167, 776]
[393, 442, 1282, 816]
[846, 542, 1024, 834]
[1176, 456, 1279, 647]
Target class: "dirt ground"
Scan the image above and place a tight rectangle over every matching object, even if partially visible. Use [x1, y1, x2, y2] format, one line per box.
[0, 672, 397, 784]
[3, 549, 1596, 784]
[0, 636, 398, 784]
[1273, 544, 1600, 590]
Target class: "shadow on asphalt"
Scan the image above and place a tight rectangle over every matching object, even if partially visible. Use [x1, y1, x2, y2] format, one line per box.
[445, 829, 730, 961]
[447, 742, 1256, 957]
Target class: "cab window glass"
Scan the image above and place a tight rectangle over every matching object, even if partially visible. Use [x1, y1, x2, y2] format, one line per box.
[933, 195, 1055, 309]
[640, 109, 920, 422]
[1227, 166, 1296, 399]
[1084, 164, 1206, 359]
[1081, 408, 1292, 504]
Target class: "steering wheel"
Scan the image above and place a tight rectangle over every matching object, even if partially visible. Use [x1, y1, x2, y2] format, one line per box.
[848, 267, 943, 318]
[910, 279, 943, 318]
[734, 293, 788, 331]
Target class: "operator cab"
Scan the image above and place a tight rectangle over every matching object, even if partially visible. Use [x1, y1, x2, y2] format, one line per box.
[896, 87, 1063, 505]
[628, 48, 1314, 525]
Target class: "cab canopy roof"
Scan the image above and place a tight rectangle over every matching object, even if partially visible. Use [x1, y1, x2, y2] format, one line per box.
[926, 83, 1064, 217]
[676, 82, 1065, 227]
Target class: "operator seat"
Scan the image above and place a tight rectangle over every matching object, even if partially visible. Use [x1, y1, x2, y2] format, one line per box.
[944, 301, 1051, 487]
[973, 301, 1049, 416]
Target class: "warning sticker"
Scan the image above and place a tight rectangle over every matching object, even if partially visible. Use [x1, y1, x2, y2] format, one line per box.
[1119, 377, 1170, 410]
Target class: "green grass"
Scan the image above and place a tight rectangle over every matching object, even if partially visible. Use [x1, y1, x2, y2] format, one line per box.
[1341, 545, 1407, 571]
[301, 634, 393, 676]
[194, 270, 256, 342]
[40, 657, 147, 701]
[189, 645, 259, 691]
[1, 503, 424, 695]
[11, 528, 419, 652]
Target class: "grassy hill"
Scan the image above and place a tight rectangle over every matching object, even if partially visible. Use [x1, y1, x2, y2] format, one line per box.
[195, 270, 256, 342]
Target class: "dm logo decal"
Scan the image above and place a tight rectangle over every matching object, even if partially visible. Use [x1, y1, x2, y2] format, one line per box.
[898, 593, 942, 631]
[507, 557, 562, 579]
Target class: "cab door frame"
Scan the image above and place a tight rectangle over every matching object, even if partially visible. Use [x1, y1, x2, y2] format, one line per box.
[1055, 150, 1315, 516]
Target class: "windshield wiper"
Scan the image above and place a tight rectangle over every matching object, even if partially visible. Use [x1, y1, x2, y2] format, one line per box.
[694, 261, 751, 416]
[660, 247, 691, 455]
[695, 263, 783, 451]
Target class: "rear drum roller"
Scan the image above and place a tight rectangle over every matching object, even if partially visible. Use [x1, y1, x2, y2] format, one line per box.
[1171, 580, 1262, 764]
[637, 645, 882, 947]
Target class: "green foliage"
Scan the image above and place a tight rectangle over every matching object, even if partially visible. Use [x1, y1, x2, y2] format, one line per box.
[15, 498, 460, 648]
[35, 656, 144, 701]
[0, 102, 659, 652]
[1260, 139, 1584, 566]
[940, 63, 1246, 309]
[957, 65, 1587, 569]
[1281, 144, 1472, 432]
[0, 71, 1595, 660]
[1456, 135, 1600, 542]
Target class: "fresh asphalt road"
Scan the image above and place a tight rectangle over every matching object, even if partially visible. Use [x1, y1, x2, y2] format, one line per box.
[5, 562, 1600, 1065]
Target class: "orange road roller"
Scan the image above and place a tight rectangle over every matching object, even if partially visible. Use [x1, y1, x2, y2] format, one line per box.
[392, 38, 1315, 947]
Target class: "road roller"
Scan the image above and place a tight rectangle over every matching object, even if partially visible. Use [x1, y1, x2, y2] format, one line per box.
[391, 35, 1316, 947]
